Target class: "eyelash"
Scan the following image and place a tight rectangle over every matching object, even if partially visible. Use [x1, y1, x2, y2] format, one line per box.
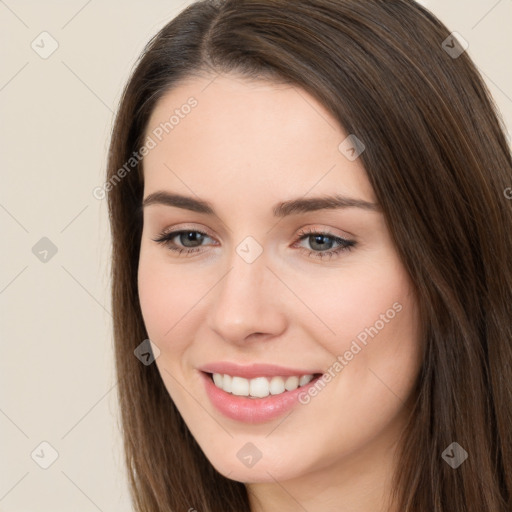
[152, 227, 356, 260]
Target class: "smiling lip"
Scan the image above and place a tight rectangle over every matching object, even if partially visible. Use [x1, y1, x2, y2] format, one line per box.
[198, 362, 322, 379]
[198, 362, 323, 424]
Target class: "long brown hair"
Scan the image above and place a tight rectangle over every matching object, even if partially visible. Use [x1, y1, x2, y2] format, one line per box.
[106, 1, 512, 510]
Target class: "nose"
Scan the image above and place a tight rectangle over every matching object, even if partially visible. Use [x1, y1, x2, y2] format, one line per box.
[206, 248, 288, 345]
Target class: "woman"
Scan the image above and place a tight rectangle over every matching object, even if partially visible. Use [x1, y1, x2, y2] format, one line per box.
[106, 0, 512, 510]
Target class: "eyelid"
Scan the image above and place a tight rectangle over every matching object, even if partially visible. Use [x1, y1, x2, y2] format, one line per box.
[295, 224, 356, 241]
[156, 223, 217, 240]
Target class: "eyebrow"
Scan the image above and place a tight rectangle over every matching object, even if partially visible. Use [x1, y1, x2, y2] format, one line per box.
[142, 191, 380, 216]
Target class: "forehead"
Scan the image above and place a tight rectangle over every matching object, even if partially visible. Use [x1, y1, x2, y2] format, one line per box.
[142, 74, 376, 206]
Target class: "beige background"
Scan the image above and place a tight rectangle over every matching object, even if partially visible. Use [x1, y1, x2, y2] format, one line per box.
[1, 1, 511, 510]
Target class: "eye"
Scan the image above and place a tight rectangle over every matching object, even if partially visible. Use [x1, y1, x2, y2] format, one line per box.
[152, 229, 215, 256]
[152, 226, 356, 260]
[293, 227, 356, 260]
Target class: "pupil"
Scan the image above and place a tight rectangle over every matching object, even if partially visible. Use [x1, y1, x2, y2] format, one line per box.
[311, 234, 332, 251]
[182, 231, 203, 247]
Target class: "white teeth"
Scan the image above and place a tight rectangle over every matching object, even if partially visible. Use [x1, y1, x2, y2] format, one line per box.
[299, 374, 314, 386]
[249, 377, 270, 398]
[212, 373, 223, 388]
[211, 373, 316, 397]
[284, 376, 299, 391]
[269, 376, 285, 395]
[231, 376, 249, 396]
[223, 374, 232, 393]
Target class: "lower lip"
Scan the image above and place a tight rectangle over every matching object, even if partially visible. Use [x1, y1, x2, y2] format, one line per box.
[200, 371, 321, 424]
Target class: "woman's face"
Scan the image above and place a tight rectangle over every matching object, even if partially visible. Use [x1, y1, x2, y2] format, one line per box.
[138, 73, 422, 486]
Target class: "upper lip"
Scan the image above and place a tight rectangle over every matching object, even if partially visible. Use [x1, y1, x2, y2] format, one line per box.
[198, 362, 322, 379]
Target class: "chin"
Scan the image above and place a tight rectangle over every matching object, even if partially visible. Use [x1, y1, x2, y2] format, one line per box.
[207, 450, 303, 484]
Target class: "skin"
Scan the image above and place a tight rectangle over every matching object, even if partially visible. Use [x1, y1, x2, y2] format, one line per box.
[138, 73, 422, 512]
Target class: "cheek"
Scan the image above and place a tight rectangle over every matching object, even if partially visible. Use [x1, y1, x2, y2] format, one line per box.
[137, 248, 192, 349]
[304, 255, 421, 397]
[290, 256, 414, 351]
[324, 269, 420, 421]
[138, 256, 165, 339]
[137, 245, 220, 365]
